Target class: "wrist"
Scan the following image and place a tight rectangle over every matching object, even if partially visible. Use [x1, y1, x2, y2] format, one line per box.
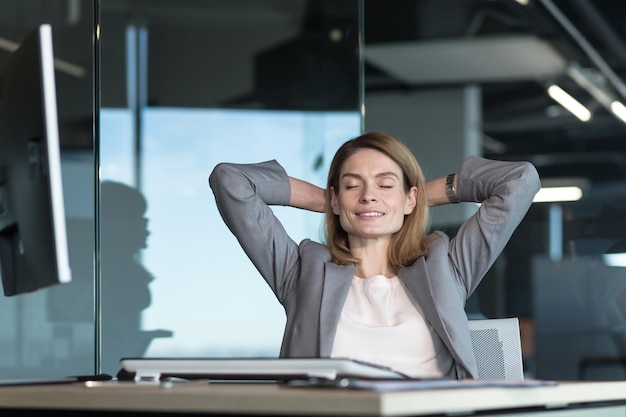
[446, 173, 460, 204]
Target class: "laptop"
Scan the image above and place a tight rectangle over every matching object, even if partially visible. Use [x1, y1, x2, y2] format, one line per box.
[119, 357, 408, 383]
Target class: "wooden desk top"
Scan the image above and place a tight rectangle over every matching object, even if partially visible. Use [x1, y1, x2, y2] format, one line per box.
[0, 380, 625, 416]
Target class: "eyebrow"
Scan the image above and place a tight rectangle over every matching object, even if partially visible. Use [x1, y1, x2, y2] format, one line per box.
[340, 172, 401, 181]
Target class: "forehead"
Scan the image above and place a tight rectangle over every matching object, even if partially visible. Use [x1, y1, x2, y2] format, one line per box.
[340, 148, 402, 176]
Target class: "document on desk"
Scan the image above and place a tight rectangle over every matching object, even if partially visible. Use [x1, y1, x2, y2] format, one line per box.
[287, 378, 557, 392]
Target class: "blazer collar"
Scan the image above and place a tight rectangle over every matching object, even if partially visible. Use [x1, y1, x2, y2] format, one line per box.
[319, 262, 354, 357]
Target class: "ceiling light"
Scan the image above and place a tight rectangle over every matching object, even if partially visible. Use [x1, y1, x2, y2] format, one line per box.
[567, 63, 626, 126]
[610, 101, 626, 124]
[533, 186, 583, 203]
[567, 64, 613, 106]
[603, 253, 626, 267]
[547, 84, 592, 122]
[534, 177, 588, 203]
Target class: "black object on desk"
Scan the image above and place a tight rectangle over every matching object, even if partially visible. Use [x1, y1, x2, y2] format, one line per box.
[71, 374, 113, 382]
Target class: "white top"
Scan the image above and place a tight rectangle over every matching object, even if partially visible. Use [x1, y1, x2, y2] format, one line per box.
[330, 275, 454, 378]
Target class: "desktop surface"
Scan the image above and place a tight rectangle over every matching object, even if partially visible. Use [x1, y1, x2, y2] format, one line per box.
[0, 379, 626, 416]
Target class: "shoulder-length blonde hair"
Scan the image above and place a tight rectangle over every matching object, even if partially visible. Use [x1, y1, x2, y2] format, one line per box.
[324, 131, 430, 268]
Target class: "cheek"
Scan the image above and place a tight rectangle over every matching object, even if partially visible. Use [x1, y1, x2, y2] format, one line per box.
[390, 213, 406, 231]
[391, 196, 411, 226]
[334, 201, 354, 230]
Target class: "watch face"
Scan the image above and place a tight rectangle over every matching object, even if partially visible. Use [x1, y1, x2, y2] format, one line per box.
[446, 174, 459, 203]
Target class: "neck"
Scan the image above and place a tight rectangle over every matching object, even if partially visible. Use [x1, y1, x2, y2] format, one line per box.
[351, 239, 395, 278]
[355, 267, 396, 279]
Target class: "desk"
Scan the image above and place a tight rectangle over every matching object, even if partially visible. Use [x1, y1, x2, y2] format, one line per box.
[0, 380, 625, 416]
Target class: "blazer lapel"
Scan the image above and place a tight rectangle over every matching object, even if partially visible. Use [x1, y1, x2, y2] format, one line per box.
[398, 259, 451, 349]
[398, 259, 472, 376]
[319, 262, 354, 357]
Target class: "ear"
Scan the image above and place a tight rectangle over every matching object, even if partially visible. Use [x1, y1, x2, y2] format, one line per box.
[330, 187, 340, 215]
[404, 186, 418, 215]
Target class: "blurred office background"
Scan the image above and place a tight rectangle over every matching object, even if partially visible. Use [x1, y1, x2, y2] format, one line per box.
[1, 0, 626, 381]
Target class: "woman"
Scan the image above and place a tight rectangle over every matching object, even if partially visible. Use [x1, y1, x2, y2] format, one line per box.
[209, 131, 540, 379]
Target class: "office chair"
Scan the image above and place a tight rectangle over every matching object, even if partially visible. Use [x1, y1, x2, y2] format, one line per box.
[468, 318, 524, 380]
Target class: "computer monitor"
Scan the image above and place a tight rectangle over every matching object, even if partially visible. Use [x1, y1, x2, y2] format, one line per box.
[0, 24, 71, 296]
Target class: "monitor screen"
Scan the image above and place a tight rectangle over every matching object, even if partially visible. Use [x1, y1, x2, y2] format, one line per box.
[0, 24, 71, 296]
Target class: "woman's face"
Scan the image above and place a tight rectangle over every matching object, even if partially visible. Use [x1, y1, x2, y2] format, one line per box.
[330, 148, 417, 244]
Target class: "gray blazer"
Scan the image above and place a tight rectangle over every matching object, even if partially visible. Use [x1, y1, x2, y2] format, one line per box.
[209, 155, 540, 379]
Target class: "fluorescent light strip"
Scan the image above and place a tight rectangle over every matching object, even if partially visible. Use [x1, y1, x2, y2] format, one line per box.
[533, 186, 583, 203]
[603, 253, 626, 267]
[547, 84, 592, 122]
[610, 101, 626, 124]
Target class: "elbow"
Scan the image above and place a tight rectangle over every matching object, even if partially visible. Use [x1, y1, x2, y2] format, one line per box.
[209, 162, 226, 186]
[209, 163, 244, 202]
[209, 162, 236, 192]
[209, 162, 257, 204]
[520, 161, 541, 194]
[510, 162, 541, 206]
[528, 164, 542, 195]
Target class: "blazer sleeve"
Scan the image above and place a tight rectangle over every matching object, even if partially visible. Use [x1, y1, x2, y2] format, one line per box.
[209, 160, 300, 303]
[449, 155, 540, 297]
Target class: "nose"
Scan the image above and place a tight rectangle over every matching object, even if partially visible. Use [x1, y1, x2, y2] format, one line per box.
[359, 184, 377, 203]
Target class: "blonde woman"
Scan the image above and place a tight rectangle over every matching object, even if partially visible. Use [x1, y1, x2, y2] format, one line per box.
[209, 131, 540, 379]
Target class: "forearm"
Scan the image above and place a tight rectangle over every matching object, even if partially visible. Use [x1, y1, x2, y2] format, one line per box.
[209, 161, 300, 298]
[288, 177, 326, 213]
[449, 156, 540, 294]
[426, 174, 458, 207]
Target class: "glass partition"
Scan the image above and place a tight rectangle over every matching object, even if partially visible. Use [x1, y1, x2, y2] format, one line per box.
[360, 1, 626, 382]
[0, 0, 96, 378]
[99, 0, 363, 375]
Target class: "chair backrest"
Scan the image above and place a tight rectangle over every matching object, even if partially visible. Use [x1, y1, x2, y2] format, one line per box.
[468, 318, 524, 380]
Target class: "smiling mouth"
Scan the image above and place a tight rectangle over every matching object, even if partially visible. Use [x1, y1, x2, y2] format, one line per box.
[358, 212, 384, 217]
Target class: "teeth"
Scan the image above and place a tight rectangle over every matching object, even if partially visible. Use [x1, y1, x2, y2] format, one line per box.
[359, 212, 383, 217]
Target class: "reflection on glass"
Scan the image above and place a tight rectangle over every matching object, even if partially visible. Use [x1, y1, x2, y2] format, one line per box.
[100, 181, 173, 373]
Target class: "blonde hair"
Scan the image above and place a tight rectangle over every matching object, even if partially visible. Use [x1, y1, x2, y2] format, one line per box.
[324, 131, 430, 268]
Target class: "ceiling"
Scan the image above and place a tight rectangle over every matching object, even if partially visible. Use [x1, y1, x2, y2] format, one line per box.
[362, 0, 626, 191]
[2, 0, 625, 192]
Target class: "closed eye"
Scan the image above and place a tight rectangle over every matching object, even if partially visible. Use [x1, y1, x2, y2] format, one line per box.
[378, 179, 398, 188]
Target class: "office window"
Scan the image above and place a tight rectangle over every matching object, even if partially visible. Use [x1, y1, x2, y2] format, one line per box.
[100, 108, 359, 367]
